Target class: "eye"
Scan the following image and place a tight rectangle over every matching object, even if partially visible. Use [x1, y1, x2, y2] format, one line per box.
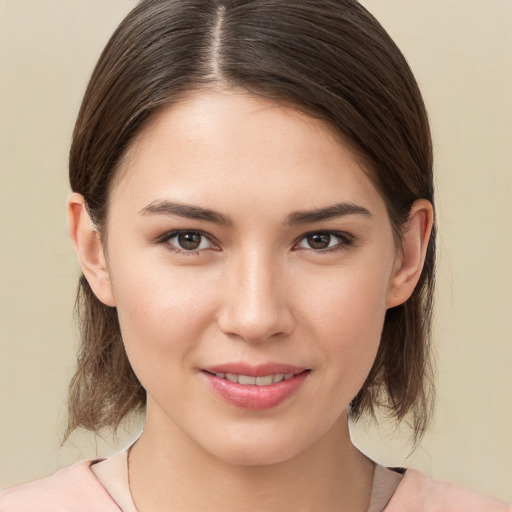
[163, 230, 214, 253]
[296, 231, 352, 252]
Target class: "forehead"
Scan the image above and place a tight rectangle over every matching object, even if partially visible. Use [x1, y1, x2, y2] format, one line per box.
[110, 89, 386, 219]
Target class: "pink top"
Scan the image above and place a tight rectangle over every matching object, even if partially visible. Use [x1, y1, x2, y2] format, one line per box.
[1, 457, 510, 512]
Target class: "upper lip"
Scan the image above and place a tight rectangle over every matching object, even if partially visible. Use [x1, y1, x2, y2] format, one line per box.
[202, 363, 307, 377]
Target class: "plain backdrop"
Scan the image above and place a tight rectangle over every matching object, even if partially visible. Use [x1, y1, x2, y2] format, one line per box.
[0, 0, 511, 502]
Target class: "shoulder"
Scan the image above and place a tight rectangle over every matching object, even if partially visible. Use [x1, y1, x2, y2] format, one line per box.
[0, 460, 120, 512]
[385, 468, 511, 512]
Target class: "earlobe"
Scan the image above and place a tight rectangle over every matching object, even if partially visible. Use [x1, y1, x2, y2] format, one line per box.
[386, 199, 433, 308]
[67, 192, 116, 307]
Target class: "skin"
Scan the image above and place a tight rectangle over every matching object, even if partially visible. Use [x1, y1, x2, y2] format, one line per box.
[68, 89, 433, 512]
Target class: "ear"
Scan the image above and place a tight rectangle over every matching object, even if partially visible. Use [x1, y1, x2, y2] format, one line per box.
[67, 192, 116, 307]
[387, 199, 434, 308]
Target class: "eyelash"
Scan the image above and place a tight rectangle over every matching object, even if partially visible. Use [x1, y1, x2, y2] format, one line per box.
[156, 230, 218, 256]
[295, 231, 354, 254]
[156, 230, 354, 256]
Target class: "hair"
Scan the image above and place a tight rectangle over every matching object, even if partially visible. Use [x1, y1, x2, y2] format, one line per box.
[65, 0, 435, 443]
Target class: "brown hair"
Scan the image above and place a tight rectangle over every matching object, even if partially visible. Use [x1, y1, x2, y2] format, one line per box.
[66, 0, 435, 442]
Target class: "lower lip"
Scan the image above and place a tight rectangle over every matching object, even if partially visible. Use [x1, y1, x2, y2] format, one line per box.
[202, 371, 310, 411]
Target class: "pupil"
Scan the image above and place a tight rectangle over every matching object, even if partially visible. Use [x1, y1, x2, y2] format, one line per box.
[308, 233, 330, 249]
[178, 232, 201, 250]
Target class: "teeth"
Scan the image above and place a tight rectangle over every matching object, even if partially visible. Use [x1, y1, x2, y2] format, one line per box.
[238, 375, 257, 385]
[214, 372, 297, 386]
[255, 375, 273, 386]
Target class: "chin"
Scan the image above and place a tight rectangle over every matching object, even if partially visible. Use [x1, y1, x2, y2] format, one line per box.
[199, 425, 316, 467]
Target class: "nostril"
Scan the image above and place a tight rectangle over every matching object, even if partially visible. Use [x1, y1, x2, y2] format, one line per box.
[216, 302, 294, 343]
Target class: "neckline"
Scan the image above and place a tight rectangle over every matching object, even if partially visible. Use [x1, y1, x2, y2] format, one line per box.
[90, 449, 405, 512]
[89, 449, 137, 512]
[367, 464, 404, 512]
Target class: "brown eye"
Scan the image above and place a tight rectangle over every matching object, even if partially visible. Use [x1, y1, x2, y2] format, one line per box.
[164, 231, 213, 252]
[306, 233, 332, 250]
[178, 232, 203, 250]
[296, 231, 351, 252]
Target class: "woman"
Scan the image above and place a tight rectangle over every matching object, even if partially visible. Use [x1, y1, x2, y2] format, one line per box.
[1, 1, 509, 510]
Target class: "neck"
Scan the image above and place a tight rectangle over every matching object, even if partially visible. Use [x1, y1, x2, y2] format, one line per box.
[128, 412, 374, 512]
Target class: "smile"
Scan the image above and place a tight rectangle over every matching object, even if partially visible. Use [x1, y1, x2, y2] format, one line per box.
[209, 372, 297, 386]
[201, 365, 310, 410]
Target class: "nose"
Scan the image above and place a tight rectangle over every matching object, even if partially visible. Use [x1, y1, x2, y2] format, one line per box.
[216, 251, 295, 343]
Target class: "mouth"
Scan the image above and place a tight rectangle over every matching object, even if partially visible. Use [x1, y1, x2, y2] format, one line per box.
[203, 371, 300, 386]
[201, 364, 311, 410]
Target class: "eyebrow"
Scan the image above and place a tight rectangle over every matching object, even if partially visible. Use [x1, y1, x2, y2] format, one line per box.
[286, 202, 372, 224]
[138, 199, 371, 225]
[138, 200, 231, 225]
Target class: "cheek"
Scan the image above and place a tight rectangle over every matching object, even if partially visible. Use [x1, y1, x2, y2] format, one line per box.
[107, 251, 221, 375]
[300, 261, 391, 390]
[303, 260, 390, 339]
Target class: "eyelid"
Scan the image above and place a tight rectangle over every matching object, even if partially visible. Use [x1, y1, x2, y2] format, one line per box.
[156, 229, 219, 254]
[293, 230, 354, 253]
[155, 229, 353, 255]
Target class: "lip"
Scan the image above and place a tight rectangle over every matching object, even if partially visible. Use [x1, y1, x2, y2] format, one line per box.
[203, 362, 306, 377]
[201, 363, 310, 411]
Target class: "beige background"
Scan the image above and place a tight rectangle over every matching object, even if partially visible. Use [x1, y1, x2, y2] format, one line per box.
[1, 0, 511, 503]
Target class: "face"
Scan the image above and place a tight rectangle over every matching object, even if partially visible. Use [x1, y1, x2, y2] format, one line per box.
[102, 90, 402, 465]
